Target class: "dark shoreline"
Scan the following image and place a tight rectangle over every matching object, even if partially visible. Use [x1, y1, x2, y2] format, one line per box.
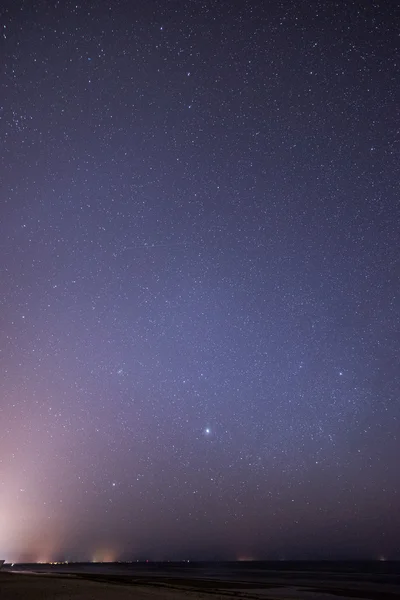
[3, 562, 400, 600]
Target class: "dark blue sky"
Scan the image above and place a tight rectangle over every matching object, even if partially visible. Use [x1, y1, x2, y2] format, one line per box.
[0, 0, 399, 561]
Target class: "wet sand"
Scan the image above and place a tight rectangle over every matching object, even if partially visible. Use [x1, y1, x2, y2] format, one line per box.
[2, 566, 400, 600]
[0, 572, 208, 600]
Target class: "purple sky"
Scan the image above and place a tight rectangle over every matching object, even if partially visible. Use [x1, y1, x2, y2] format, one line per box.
[0, 0, 399, 562]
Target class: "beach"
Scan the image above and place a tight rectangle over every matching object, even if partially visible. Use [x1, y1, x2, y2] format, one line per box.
[0, 572, 207, 600]
[2, 565, 400, 600]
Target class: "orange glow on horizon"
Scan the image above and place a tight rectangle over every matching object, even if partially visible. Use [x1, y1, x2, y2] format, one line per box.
[91, 549, 118, 563]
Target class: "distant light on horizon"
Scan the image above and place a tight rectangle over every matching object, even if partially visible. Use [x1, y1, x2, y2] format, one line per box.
[92, 550, 118, 563]
[237, 556, 255, 562]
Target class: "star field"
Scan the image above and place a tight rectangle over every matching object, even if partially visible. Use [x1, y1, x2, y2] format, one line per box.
[0, 0, 399, 562]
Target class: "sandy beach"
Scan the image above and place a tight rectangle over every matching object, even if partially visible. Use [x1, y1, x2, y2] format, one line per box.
[1, 572, 209, 600]
[2, 569, 400, 600]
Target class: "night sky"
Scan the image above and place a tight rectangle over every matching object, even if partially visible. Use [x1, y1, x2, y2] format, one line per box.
[1, 0, 399, 563]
